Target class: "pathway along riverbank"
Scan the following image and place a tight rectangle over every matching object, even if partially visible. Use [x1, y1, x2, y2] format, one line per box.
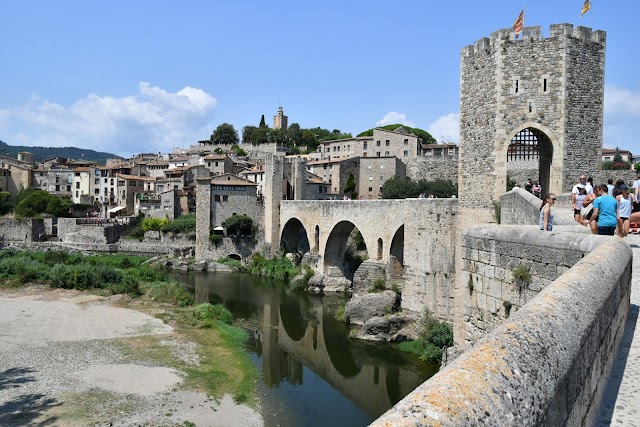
[0, 285, 263, 426]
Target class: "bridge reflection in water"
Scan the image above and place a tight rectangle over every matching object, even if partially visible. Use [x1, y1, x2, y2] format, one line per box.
[177, 272, 436, 427]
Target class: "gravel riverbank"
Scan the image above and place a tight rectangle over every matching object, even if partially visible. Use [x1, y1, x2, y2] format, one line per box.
[0, 285, 263, 427]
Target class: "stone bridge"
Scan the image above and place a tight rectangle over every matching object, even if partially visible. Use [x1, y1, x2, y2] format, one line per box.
[278, 199, 458, 318]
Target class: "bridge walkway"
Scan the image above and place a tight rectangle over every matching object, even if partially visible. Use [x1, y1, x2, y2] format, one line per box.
[596, 234, 640, 426]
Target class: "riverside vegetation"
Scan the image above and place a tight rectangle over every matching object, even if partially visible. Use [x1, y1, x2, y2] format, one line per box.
[0, 249, 258, 406]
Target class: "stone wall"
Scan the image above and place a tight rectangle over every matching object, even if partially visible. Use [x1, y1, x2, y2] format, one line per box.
[0, 218, 45, 242]
[57, 218, 128, 244]
[500, 187, 541, 226]
[194, 235, 257, 261]
[373, 230, 631, 426]
[404, 156, 458, 183]
[461, 226, 604, 346]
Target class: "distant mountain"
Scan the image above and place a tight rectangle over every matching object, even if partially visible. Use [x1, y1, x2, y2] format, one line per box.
[0, 139, 120, 165]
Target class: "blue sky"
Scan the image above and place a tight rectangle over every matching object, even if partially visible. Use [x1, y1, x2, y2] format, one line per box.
[0, 1, 637, 158]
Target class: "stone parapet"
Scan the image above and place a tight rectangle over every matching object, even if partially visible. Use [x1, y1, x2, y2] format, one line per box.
[373, 229, 631, 426]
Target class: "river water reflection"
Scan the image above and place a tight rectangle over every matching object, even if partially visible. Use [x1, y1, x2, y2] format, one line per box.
[176, 272, 437, 427]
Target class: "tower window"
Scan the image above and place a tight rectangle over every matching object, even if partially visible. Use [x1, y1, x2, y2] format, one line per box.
[529, 102, 533, 113]
[515, 79, 519, 94]
[543, 78, 548, 92]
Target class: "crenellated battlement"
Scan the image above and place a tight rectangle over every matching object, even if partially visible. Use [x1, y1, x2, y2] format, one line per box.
[462, 23, 606, 57]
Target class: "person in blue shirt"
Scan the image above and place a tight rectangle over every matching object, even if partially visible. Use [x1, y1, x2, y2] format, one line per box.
[592, 184, 619, 236]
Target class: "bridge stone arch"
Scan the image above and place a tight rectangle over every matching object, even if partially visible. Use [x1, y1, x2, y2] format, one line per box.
[324, 220, 368, 280]
[280, 217, 311, 254]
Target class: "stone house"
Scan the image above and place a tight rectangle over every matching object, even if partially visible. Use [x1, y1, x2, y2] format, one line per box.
[358, 156, 406, 199]
[209, 174, 263, 234]
[306, 156, 360, 196]
[201, 154, 234, 175]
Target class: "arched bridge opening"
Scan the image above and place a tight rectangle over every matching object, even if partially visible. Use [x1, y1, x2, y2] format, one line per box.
[281, 218, 311, 255]
[324, 221, 368, 281]
[389, 225, 404, 273]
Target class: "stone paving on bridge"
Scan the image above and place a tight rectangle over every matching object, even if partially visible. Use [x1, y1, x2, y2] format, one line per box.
[596, 234, 640, 427]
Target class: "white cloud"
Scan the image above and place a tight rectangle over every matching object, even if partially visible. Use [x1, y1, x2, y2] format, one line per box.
[0, 82, 217, 156]
[376, 112, 414, 128]
[428, 113, 459, 143]
[605, 86, 640, 118]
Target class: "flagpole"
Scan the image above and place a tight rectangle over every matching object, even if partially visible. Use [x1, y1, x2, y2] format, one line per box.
[590, 0, 593, 29]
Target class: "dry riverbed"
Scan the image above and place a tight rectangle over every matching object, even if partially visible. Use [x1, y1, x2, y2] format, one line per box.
[0, 285, 264, 426]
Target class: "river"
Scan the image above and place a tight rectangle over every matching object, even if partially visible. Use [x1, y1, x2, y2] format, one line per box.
[176, 271, 437, 427]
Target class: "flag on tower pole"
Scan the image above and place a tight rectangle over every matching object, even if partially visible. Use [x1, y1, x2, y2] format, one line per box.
[581, 0, 591, 17]
[514, 9, 524, 38]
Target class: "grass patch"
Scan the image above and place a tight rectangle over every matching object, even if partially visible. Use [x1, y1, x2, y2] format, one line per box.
[140, 280, 193, 306]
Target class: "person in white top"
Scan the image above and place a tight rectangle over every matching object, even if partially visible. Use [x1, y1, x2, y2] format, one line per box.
[572, 175, 589, 213]
[617, 184, 633, 237]
[585, 177, 594, 195]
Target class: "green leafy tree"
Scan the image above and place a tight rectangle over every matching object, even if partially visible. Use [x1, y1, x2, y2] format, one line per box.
[288, 123, 302, 145]
[242, 125, 257, 144]
[300, 130, 318, 149]
[0, 191, 13, 215]
[211, 123, 239, 145]
[381, 177, 457, 199]
[343, 173, 358, 199]
[14, 190, 51, 218]
[251, 127, 269, 145]
[45, 197, 73, 217]
[222, 214, 255, 237]
[259, 114, 268, 128]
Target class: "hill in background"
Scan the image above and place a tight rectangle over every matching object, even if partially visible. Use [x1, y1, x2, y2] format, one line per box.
[0, 139, 120, 165]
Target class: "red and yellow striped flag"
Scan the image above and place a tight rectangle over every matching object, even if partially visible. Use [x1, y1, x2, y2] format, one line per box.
[581, 0, 591, 16]
[514, 10, 524, 38]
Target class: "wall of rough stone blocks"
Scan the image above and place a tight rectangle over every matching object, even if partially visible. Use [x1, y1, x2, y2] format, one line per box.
[500, 187, 541, 226]
[373, 229, 631, 427]
[460, 226, 601, 346]
[57, 218, 127, 244]
[0, 218, 45, 242]
[404, 157, 458, 184]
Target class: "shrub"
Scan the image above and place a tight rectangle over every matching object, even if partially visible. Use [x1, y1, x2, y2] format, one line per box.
[161, 214, 196, 234]
[108, 274, 140, 296]
[193, 303, 233, 325]
[0, 256, 49, 284]
[368, 277, 386, 293]
[247, 254, 299, 281]
[396, 308, 454, 364]
[42, 251, 70, 266]
[141, 217, 170, 232]
[216, 257, 243, 271]
[209, 234, 223, 247]
[126, 225, 145, 241]
[512, 265, 532, 289]
[142, 281, 193, 306]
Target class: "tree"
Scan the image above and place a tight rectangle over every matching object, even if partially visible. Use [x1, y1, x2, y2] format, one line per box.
[211, 123, 239, 145]
[242, 125, 257, 144]
[300, 130, 318, 149]
[259, 115, 268, 128]
[343, 173, 358, 199]
[15, 190, 52, 218]
[0, 191, 12, 215]
[288, 123, 302, 145]
[380, 177, 457, 199]
[222, 214, 255, 236]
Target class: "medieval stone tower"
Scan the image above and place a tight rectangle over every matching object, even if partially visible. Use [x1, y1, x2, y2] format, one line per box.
[458, 24, 606, 222]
